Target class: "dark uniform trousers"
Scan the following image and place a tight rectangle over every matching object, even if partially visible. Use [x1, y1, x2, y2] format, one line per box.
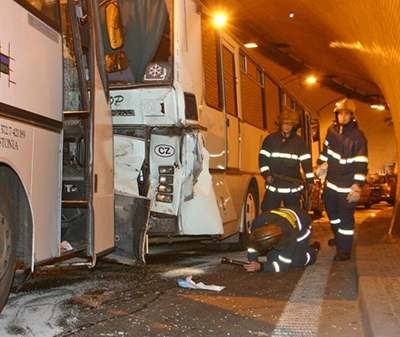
[247, 207, 318, 272]
[324, 188, 356, 254]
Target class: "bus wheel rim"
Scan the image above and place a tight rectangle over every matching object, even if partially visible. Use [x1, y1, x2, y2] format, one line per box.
[245, 193, 256, 234]
[0, 211, 11, 279]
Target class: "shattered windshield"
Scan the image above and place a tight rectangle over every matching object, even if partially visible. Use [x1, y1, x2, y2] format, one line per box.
[100, 0, 173, 87]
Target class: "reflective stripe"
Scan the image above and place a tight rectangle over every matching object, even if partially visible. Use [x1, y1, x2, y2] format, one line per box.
[327, 148, 341, 160]
[278, 255, 292, 264]
[327, 148, 369, 165]
[272, 261, 280, 272]
[326, 181, 351, 193]
[260, 166, 270, 173]
[247, 248, 257, 253]
[319, 154, 328, 162]
[330, 218, 341, 225]
[354, 174, 366, 181]
[260, 149, 271, 157]
[297, 229, 311, 242]
[280, 207, 303, 231]
[266, 185, 304, 193]
[352, 156, 368, 163]
[271, 152, 299, 160]
[338, 228, 354, 236]
[306, 172, 314, 179]
[299, 153, 311, 161]
[324, 140, 329, 146]
[304, 252, 311, 266]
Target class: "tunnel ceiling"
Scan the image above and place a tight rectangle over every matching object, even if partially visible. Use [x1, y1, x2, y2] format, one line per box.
[202, 0, 384, 105]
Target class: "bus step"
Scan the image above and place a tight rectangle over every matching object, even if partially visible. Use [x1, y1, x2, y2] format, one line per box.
[63, 110, 90, 118]
[62, 200, 89, 208]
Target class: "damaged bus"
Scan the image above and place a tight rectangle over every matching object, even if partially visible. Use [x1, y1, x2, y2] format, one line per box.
[102, 0, 320, 257]
[0, 0, 115, 311]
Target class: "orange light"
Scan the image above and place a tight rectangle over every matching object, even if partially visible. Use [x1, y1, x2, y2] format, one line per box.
[305, 75, 318, 86]
[244, 42, 258, 49]
[212, 12, 228, 29]
[289, 12, 295, 18]
[370, 104, 385, 111]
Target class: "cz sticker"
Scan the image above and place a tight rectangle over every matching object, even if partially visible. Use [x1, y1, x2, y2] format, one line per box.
[154, 144, 175, 158]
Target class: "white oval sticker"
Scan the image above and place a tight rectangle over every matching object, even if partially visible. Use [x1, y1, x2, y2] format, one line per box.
[154, 144, 175, 157]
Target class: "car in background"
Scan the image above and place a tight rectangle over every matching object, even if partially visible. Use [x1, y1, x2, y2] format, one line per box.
[358, 174, 397, 208]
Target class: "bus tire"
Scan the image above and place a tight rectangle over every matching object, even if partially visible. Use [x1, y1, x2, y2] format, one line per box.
[0, 187, 16, 313]
[240, 183, 259, 246]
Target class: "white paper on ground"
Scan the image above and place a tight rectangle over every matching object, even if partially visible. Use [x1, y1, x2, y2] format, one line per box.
[177, 276, 225, 292]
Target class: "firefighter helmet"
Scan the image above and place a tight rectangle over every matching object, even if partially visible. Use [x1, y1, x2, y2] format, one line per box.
[248, 223, 283, 253]
[333, 98, 356, 115]
[279, 108, 300, 126]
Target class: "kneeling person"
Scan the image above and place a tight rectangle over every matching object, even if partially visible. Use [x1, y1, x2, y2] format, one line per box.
[245, 206, 320, 272]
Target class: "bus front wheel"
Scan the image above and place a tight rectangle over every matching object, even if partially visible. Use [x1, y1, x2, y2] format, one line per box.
[240, 184, 259, 246]
[0, 190, 16, 313]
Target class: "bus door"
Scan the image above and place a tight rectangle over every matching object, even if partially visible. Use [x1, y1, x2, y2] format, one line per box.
[221, 40, 240, 169]
[62, 0, 114, 262]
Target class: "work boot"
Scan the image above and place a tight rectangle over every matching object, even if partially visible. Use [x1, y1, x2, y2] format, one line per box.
[333, 252, 351, 261]
[310, 241, 321, 252]
[328, 238, 336, 246]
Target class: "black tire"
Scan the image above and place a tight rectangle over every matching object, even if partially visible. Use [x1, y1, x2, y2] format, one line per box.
[239, 183, 259, 246]
[0, 186, 16, 312]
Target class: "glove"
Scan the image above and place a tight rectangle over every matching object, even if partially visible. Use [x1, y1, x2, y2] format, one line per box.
[315, 163, 328, 180]
[347, 184, 362, 203]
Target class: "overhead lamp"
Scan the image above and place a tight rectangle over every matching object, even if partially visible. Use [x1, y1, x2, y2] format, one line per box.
[212, 12, 228, 29]
[370, 104, 385, 111]
[244, 42, 258, 49]
[304, 75, 318, 86]
[289, 12, 295, 18]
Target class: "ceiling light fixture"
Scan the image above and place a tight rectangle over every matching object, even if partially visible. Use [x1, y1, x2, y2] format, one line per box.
[244, 42, 258, 49]
[289, 12, 295, 18]
[212, 12, 228, 29]
[370, 104, 385, 111]
[305, 75, 318, 86]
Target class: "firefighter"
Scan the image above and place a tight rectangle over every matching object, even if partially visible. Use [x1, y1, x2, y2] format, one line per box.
[316, 98, 368, 261]
[245, 206, 320, 272]
[259, 108, 314, 211]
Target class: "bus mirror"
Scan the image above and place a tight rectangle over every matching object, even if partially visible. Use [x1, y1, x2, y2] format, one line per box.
[106, 1, 124, 50]
[105, 50, 128, 73]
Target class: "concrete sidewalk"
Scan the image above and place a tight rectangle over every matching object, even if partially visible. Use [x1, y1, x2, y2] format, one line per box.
[356, 207, 400, 337]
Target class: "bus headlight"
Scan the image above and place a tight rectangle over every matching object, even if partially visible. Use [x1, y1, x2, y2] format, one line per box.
[158, 185, 173, 193]
[159, 166, 174, 174]
[156, 193, 173, 203]
[159, 175, 174, 184]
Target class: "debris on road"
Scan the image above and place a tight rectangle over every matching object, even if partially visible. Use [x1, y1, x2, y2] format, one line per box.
[177, 276, 225, 292]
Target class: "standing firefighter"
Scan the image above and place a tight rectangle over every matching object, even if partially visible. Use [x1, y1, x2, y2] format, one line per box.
[259, 108, 314, 211]
[316, 98, 368, 261]
[245, 206, 320, 272]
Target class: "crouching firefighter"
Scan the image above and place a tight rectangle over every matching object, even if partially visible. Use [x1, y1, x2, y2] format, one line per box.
[259, 108, 314, 211]
[244, 206, 320, 272]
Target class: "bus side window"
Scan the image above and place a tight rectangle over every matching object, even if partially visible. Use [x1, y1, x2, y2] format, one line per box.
[201, 14, 223, 110]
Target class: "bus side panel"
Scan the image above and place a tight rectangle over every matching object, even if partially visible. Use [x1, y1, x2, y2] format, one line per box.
[0, 0, 63, 122]
[239, 122, 267, 173]
[31, 129, 62, 261]
[0, 118, 34, 199]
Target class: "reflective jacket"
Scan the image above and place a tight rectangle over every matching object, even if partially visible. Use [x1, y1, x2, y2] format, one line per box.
[251, 206, 313, 272]
[317, 120, 368, 192]
[259, 131, 313, 193]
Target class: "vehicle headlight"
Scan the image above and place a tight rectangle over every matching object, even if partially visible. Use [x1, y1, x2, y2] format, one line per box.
[156, 193, 173, 203]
